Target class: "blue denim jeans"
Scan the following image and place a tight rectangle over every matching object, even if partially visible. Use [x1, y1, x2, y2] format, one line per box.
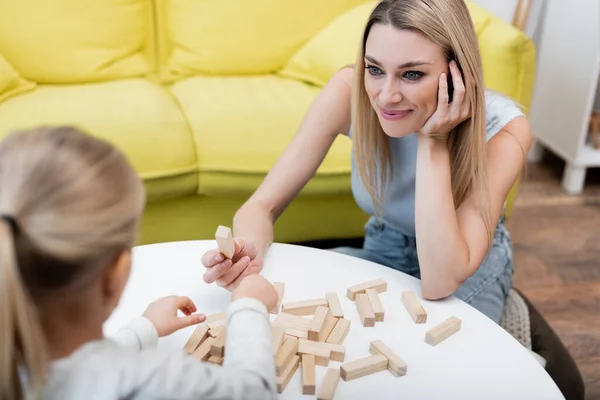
[332, 216, 515, 324]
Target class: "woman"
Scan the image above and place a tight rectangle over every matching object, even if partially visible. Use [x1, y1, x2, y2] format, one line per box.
[201, 0, 532, 324]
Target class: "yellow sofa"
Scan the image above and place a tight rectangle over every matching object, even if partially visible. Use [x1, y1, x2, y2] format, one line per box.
[0, 0, 535, 245]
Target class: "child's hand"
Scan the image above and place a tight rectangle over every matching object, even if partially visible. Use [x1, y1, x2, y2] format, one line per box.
[232, 275, 278, 311]
[142, 296, 206, 337]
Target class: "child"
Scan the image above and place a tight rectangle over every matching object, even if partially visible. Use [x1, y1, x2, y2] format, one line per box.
[0, 126, 279, 399]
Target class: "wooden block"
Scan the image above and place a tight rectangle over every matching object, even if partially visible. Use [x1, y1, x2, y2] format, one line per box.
[347, 278, 387, 301]
[273, 312, 312, 330]
[297, 339, 331, 366]
[210, 331, 226, 358]
[299, 339, 346, 362]
[326, 292, 344, 318]
[301, 354, 316, 395]
[425, 317, 462, 346]
[326, 318, 351, 345]
[191, 337, 215, 361]
[272, 325, 286, 355]
[317, 368, 341, 400]
[369, 340, 407, 377]
[276, 337, 299, 376]
[308, 306, 331, 341]
[215, 225, 235, 259]
[366, 288, 384, 322]
[208, 326, 224, 338]
[320, 314, 337, 343]
[206, 312, 227, 330]
[282, 298, 328, 316]
[355, 293, 375, 327]
[284, 327, 308, 339]
[276, 355, 300, 394]
[183, 324, 209, 354]
[340, 354, 388, 381]
[270, 282, 285, 314]
[207, 355, 223, 365]
[401, 291, 427, 323]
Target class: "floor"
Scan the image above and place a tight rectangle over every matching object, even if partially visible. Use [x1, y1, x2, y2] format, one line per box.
[506, 153, 600, 400]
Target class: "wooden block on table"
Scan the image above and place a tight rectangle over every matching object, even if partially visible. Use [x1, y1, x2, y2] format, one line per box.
[425, 316, 462, 346]
[401, 291, 427, 323]
[270, 282, 285, 314]
[326, 318, 351, 345]
[284, 327, 308, 339]
[183, 324, 209, 354]
[272, 325, 286, 355]
[356, 293, 375, 327]
[215, 225, 235, 259]
[366, 288, 384, 322]
[326, 292, 344, 318]
[276, 337, 299, 376]
[317, 368, 341, 400]
[277, 355, 300, 394]
[210, 330, 226, 358]
[347, 278, 387, 301]
[192, 337, 215, 361]
[369, 340, 407, 377]
[273, 312, 312, 330]
[282, 298, 328, 316]
[340, 354, 388, 382]
[207, 355, 223, 365]
[320, 314, 337, 343]
[308, 306, 331, 341]
[298, 339, 345, 362]
[297, 338, 331, 366]
[302, 354, 316, 395]
[206, 312, 227, 330]
[208, 326, 224, 338]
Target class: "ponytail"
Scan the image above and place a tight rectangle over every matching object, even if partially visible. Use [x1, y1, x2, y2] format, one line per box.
[0, 220, 48, 400]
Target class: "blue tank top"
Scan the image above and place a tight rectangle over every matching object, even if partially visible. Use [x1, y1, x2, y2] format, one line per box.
[350, 89, 525, 237]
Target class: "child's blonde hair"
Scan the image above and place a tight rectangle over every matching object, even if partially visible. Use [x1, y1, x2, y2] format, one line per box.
[0, 126, 145, 399]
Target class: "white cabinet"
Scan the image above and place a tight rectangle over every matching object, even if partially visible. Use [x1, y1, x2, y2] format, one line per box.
[528, 0, 600, 194]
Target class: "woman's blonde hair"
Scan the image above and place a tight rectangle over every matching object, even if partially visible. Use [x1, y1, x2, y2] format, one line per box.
[352, 0, 492, 246]
[0, 126, 145, 399]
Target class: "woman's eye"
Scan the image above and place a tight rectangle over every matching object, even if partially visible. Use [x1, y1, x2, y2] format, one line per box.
[366, 65, 383, 76]
[404, 71, 423, 81]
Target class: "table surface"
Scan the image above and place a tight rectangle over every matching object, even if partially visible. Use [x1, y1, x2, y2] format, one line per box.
[104, 240, 564, 400]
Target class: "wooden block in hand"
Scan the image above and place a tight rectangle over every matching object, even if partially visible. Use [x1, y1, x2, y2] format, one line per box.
[317, 368, 341, 400]
[276, 337, 299, 376]
[281, 298, 328, 316]
[326, 292, 344, 318]
[297, 338, 331, 366]
[308, 306, 331, 341]
[366, 288, 384, 322]
[425, 317, 462, 346]
[277, 354, 300, 394]
[356, 293, 375, 327]
[302, 354, 316, 395]
[369, 340, 407, 377]
[340, 354, 388, 381]
[183, 325, 209, 354]
[210, 330, 226, 358]
[347, 278, 387, 301]
[272, 325, 286, 355]
[215, 225, 235, 259]
[191, 337, 215, 361]
[326, 318, 351, 345]
[270, 282, 285, 314]
[401, 291, 427, 323]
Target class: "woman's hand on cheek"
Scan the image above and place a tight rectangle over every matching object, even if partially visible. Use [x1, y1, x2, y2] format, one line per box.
[418, 60, 470, 140]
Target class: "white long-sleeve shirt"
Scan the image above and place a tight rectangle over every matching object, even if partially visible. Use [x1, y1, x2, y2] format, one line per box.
[42, 298, 277, 399]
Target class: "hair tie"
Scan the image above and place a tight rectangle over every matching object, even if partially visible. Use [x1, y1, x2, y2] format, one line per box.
[0, 214, 19, 234]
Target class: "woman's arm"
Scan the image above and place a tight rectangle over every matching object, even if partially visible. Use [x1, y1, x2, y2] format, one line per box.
[415, 64, 532, 299]
[233, 68, 354, 256]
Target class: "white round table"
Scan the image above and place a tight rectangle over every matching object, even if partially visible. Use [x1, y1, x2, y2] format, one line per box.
[104, 240, 564, 399]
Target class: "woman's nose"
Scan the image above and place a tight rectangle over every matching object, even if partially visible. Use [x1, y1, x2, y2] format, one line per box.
[379, 78, 402, 105]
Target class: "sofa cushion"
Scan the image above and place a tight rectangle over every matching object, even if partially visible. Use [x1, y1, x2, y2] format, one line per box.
[0, 79, 197, 201]
[161, 0, 371, 80]
[170, 75, 353, 196]
[0, 0, 151, 83]
[0, 54, 36, 104]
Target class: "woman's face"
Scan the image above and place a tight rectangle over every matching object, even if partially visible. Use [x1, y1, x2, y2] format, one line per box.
[364, 24, 450, 138]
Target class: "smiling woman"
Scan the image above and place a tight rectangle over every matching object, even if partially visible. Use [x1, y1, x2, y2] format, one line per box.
[200, 0, 532, 327]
